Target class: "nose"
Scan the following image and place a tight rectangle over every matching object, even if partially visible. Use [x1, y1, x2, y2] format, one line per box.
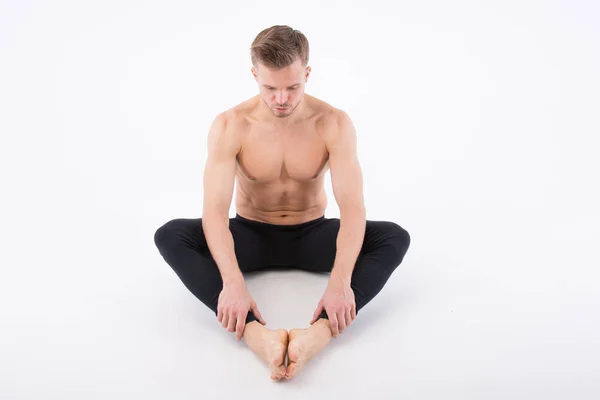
[275, 90, 288, 105]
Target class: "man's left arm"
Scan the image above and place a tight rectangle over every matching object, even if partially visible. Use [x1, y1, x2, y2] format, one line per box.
[309, 110, 366, 336]
[328, 111, 366, 282]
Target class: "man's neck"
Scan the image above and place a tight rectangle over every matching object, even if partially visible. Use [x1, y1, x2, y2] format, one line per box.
[256, 96, 307, 128]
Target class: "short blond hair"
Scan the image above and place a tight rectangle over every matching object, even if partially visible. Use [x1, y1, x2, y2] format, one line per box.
[250, 25, 309, 68]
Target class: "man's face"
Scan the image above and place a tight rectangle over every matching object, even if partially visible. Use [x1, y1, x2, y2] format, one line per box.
[252, 58, 311, 119]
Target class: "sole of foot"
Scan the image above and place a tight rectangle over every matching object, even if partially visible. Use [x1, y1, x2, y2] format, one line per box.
[245, 323, 289, 381]
[286, 320, 332, 379]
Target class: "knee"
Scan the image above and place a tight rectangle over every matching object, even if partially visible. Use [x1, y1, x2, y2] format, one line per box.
[153, 218, 184, 249]
[386, 222, 411, 262]
[391, 223, 410, 249]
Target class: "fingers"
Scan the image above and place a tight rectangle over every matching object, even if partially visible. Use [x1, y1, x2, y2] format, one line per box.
[331, 308, 355, 337]
[351, 303, 357, 320]
[221, 302, 265, 339]
[227, 313, 236, 333]
[310, 309, 320, 325]
[251, 303, 266, 325]
[235, 311, 247, 341]
[310, 300, 324, 325]
[338, 312, 347, 335]
[221, 312, 229, 329]
[220, 307, 250, 340]
[220, 308, 236, 331]
[329, 313, 340, 337]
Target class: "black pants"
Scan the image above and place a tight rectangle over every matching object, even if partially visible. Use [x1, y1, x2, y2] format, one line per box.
[154, 213, 411, 324]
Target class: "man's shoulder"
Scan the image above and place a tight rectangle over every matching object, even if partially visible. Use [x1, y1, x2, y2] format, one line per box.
[210, 100, 256, 138]
[309, 100, 355, 149]
[207, 102, 252, 148]
[305, 94, 339, 115]
[294, 95, 342, 136]
[312, 98, 348, 134]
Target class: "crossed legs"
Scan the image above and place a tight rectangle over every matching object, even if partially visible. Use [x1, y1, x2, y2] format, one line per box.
[154, 215, 410, 380]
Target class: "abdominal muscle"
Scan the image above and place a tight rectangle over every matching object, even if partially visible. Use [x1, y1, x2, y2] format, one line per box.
[234, 176, 328, 225]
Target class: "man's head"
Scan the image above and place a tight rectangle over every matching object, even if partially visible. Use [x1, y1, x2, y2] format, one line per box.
[250, 25, 311, 119]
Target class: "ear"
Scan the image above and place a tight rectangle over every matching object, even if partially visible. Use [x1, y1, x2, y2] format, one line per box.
[305, 66, 311, 81]
[251, 67, 257, 79]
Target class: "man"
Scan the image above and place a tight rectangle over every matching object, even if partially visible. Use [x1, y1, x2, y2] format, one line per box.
[154, 25, 411, 380]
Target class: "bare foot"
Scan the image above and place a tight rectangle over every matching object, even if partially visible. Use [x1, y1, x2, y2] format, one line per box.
[286, 318, 332, 379]
[243, 321, 289, 380]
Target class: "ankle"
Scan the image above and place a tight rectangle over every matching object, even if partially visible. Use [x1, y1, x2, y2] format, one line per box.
[313, 318, 332, 335]
[246, 320, 262, 329]
[243, 320, 264, 339]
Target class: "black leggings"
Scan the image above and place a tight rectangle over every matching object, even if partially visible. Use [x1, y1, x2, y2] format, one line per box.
[154, 213, 411, 324]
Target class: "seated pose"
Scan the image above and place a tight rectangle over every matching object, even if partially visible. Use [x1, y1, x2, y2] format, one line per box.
[154, 24, 411, 381]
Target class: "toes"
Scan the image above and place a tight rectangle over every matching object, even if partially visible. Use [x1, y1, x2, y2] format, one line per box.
[270, 364, 286, 380]
[285, 361, 297, 379]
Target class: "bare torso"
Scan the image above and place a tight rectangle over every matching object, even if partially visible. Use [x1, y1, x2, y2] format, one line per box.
[224, 94, 336, 225]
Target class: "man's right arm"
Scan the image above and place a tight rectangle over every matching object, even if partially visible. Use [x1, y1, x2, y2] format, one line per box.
[201, 113, 243, 285]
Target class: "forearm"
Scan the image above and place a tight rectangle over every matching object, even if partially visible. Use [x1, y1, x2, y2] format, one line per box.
[330, 206, 366, 282]
[202, 213, 244, 285]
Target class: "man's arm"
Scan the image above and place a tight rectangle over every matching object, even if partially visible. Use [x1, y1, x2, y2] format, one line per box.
[202, 113, 244, 284]
[203, 113, 266, 338]
[325, 110, 367, 282]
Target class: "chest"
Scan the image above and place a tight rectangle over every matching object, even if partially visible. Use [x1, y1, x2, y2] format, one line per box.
[237, 127, 329, 182]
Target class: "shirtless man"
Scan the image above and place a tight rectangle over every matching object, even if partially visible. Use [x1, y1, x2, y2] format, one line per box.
[154, 25, 411, 380]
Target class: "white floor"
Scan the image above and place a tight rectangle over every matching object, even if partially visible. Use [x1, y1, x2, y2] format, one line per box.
[2, 204, 599, 399]
[2, 1, 599, 399]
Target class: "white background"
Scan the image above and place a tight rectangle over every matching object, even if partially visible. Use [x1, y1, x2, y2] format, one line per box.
[1, 0, 599, 399]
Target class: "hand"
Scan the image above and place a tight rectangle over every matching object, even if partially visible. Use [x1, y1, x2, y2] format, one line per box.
[310, 276, 356, 337]
[217, 279, 266, 340]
